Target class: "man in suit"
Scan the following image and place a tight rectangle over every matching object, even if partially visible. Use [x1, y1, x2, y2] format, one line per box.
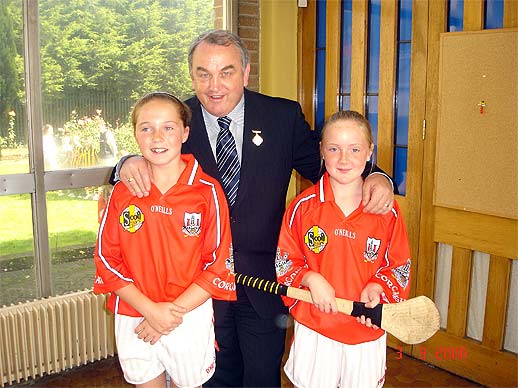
[114, 30, 395, 387]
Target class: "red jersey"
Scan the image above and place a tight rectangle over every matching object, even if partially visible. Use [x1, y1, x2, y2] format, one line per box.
[93, 154, 236, 317]
[276, 173, 411, 344]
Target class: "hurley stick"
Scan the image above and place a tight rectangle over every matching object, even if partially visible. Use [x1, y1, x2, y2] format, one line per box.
[235, 273, 440, 345]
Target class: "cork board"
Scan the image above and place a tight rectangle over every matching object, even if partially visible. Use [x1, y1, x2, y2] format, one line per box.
[434, 29, 518, 220]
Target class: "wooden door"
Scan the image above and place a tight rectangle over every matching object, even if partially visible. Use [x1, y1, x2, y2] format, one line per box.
[416, 2, 518, 387]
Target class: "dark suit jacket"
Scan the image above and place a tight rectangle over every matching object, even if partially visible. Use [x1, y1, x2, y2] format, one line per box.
[182, 89, 322, 318]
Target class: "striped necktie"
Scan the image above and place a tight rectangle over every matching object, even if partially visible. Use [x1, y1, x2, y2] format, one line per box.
[216, 116, 240, 206]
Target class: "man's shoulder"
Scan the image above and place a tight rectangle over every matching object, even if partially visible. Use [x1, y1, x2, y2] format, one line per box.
[244, 88, 299, 108]
[184, 95, 199, 109]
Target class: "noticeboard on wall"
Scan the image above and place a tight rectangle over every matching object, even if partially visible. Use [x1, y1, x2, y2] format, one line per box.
[434, 29, 518, 220]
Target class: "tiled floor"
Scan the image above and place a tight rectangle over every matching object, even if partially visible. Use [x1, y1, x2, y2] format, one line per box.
[10, 347, 484, 388]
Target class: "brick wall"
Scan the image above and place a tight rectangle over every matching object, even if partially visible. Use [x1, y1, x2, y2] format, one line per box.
[237, 0, 260, 91]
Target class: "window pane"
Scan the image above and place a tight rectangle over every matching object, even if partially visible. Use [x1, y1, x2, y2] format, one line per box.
[366, 95, 379, 159]
[47, 186, 110, 296]
[340, 0, 353, 94]
[395, 43, 411, 146]
[448, 0, 464, 32]
[315, 49, 326, 133]
[2, 0, 222, 302]
[394, 0, 412, 196]
[367, 0, 381, 94]
[394, 146, 408, 195]
[399, 0, 413, 40]
[315, 0, 327, 134]
[340, 95, 351, 111]
[0, 194, 37, 306]
[38, 0, 215, 170]
[485, 0, 504, 29]
[0, 0, 29, 175]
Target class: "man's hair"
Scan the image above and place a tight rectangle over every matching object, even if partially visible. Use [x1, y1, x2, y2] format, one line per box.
[188, 29, 250, 76]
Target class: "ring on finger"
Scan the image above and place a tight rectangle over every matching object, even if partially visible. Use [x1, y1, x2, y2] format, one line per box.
[384, 203, 390, 207]
[127, 177, 134, 183]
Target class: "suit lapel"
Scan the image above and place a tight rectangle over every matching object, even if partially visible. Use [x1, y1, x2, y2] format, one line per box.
[234, 90, 262, 209]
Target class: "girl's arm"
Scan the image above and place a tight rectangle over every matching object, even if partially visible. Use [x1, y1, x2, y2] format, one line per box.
[368, 203, 412, 304]
[301, 271, 338, 314]
[173, 282, 211, 311]
[132, 283, 211, 345]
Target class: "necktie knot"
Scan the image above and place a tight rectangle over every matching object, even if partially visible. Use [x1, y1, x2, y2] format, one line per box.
[216, 116, 240, 206]
[217, 116, 232, 131]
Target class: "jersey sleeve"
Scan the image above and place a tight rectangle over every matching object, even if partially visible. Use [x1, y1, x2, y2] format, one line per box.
[193, 180, 236, 301]
[93, 185, 134, 294]
[275, 197, 310, 307]
[369, 202, 412, 303]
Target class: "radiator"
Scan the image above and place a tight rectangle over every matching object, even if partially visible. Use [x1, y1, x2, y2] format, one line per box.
[0, 290, 115, 387]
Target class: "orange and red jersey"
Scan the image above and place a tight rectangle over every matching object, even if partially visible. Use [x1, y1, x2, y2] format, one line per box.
[93, 154, 236, 317]
[276, 173, 411, 344]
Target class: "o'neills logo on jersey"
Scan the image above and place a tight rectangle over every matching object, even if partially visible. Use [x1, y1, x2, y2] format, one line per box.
[304, 225, 328, 254]
[182, 212, 201, 237]
[119, 205, 145, 233]
[150, 205, 172, 215]
[364, 237, 381, 262]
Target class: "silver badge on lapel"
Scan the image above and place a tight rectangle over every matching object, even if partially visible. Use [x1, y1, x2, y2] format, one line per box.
[252, 130, 263, 146]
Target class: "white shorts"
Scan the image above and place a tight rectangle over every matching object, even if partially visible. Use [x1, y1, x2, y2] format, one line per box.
[115, 299, 216, 388]
[284, 321, 386, 388]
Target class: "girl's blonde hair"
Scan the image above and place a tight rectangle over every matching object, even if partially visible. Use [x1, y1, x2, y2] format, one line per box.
[321, 110, 373, 145]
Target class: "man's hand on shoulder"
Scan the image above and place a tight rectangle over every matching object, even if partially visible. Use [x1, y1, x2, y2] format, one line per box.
[362, 173, 394, 214]
[119, 155, 153, 197]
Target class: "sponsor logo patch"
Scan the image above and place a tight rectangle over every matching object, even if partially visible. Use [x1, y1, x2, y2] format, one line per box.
[304, 225, 328, 254]
[119, 205, 145, 233]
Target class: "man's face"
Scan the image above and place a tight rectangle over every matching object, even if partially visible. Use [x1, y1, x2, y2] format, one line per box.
[191, 41, 250, 118]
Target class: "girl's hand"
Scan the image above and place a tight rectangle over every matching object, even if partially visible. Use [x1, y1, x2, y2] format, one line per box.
[357, 282, 384, 329]
[134, 319, 163, 345]
[303, 272, 337, 314]
[142, 301, 186, 334]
